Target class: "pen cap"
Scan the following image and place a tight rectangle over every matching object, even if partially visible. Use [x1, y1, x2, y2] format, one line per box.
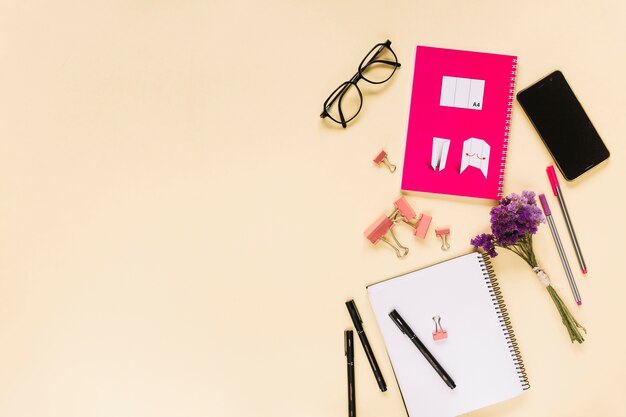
[344, 330, 354, 358]
[345, 300, 363, 329]
[389, 309, 407, 334]
[546, 165, 559, 196]
[538, 193, 551, 216]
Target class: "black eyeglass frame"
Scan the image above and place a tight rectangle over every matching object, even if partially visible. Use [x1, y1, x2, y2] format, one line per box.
[320, 40, 401, 128]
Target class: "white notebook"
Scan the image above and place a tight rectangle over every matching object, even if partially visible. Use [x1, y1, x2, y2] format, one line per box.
[367, 252, 529, 417]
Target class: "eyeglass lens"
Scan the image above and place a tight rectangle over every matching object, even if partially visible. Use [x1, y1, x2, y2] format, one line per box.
[359, 44, 399, 84]
[321, 41, 399, 127]
[324, 82, 363, 126]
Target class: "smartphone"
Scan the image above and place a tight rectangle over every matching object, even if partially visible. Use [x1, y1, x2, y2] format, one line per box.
[516, 70, 609, 180]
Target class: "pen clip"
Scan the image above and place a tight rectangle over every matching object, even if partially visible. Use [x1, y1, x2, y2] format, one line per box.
[352, 301, 362, 324]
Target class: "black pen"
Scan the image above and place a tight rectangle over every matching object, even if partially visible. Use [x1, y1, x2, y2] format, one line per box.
[345, 300, 387, 392]
[389, 309, 456, 389]
[345, 330, 356, 417]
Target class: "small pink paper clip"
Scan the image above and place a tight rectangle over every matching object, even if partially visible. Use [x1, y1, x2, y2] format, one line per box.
[435, 227, 450, 251]
[373, 150, 396, 173]
[432, 316, 448, 341]
[364, 214, 409, 258]
[391, 197, 431, 239]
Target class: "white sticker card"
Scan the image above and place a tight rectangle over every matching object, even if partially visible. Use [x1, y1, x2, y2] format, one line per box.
[440, 76, 485, 110]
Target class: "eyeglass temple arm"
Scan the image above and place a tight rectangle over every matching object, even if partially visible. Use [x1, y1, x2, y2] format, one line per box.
[365, 59, 401, 68]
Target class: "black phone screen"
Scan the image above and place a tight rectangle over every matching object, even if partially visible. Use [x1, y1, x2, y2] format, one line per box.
[516, 71, 609, 180]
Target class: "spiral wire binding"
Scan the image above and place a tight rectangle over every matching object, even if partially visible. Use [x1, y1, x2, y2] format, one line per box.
[478, 252, 530, 390]
[497, 57, 517, 198]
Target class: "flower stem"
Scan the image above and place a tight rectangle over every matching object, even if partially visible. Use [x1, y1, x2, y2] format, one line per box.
[546, 285, 586, 343]
[491, 236, 586, 344]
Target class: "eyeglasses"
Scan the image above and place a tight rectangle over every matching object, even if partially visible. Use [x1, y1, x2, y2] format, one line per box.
[320, 40, 401, 128]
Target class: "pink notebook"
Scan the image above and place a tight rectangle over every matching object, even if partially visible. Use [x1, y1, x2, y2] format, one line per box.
[401, 46, 517, 200]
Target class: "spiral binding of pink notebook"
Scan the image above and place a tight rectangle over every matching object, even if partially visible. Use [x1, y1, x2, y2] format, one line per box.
[401, 46, 517, 200]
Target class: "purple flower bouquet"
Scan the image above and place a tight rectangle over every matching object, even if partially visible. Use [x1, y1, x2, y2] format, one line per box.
[471, 191, 586, 343]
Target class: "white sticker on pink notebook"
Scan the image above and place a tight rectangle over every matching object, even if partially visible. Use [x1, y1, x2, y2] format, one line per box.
[431, 137, 451, 171]
[440, 76, 485, 110]
[460, 137, 490, 178]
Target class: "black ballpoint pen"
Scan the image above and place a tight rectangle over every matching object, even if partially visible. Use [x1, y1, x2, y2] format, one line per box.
[345, 300, 387, 392]
[345, 330, 356, 417]
[389, 309, 456, 389]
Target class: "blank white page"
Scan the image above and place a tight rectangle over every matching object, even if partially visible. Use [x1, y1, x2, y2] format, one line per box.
[367, 253, 525, 417]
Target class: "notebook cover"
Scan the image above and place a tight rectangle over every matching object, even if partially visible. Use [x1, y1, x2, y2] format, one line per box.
[367, 253, 529, 417]
[401, 46, 517, 200]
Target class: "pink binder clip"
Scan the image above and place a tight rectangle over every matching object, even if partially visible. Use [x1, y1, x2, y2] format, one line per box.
[414, 213, 432, 239]
[391, 197, 431, 239]
[392, 197, 416, 222]
[432, 316, 448, 341]
[364, 214, 409, 258]
[373, 150, 396, 173]
[435, 227, 450, 251]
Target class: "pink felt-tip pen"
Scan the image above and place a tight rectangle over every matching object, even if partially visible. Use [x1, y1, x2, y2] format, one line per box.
[539, 194, 582, 305]
[547, 166, 588, 274]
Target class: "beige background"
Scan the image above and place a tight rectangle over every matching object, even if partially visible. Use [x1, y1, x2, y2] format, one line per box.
[1, 1, 625, 416]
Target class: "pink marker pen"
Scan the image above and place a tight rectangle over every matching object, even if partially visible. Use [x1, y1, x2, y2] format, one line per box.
[547, 166, 587, 274]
